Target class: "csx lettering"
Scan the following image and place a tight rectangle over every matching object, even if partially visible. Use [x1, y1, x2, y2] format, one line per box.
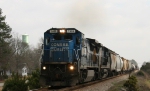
[51, 43, 68, 47]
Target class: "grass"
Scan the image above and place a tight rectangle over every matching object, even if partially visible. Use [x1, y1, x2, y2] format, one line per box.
[137, 76, 150, 91]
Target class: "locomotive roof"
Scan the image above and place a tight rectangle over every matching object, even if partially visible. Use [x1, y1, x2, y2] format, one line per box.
[45, 28, 83, 34]
[103, 46, 118, 55]
[86, 38, 102, 47]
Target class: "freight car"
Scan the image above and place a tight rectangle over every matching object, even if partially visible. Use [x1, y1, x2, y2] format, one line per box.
[40, 28, 137, 87]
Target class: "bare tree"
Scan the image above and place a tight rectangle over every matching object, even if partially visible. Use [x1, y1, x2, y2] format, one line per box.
[8, 33, 29, 73]
[7, 35, 44, 75]
[29, 37, 44, 71]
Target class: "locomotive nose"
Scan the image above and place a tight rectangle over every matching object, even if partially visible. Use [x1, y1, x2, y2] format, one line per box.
[50, 41, 74, 62]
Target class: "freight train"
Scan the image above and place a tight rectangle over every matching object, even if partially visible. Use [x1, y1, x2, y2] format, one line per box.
[39, 28, 138, 87]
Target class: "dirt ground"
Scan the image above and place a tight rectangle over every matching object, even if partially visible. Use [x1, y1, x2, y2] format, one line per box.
[0, 81, 4, 91]
[0, 86, 2, 91]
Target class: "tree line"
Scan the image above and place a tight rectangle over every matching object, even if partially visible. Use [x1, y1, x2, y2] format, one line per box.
[0, 8, 42, 77]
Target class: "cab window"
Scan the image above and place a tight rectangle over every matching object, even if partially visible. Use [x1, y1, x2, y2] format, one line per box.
[64, 35, 72, 40]
[53, 35, 61, 40]
[76, 37, 80, 44]
[46, 37, 50, 45]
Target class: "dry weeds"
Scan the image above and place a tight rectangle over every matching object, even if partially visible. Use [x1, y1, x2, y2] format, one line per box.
[107, 71, 150, 91]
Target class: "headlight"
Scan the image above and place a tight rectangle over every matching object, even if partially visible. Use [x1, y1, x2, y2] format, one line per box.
[60, 30, 66, 33]
[69, 65, 74, 70]
[43, 66, 46, 70]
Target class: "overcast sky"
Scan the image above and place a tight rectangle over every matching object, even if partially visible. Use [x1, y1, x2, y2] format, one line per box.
[0, 0, 150, 67]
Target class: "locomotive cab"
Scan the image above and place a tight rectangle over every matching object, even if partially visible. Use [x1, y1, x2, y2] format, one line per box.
[43, 28, 82, 63]
[40, 28, 84, 86]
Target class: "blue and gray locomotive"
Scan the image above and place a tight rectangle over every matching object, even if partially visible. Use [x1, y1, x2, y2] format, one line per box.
[40, 28, 137, 86]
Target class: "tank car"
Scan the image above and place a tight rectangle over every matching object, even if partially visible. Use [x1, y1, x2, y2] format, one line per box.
[100, 47, 123, 78]
[121, 57, 128, 73]
[130, 59, 139, 70]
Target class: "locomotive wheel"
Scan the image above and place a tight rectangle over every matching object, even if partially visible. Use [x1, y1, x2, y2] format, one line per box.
[79, 70, 87, 83]
[69, 77, 78, 86]
[92, 71, 98, 81]
[112, 72, 115, 76]
[98, 72, 102, 79]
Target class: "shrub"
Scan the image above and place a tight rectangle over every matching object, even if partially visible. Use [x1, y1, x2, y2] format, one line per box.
[136, 71, 144, 76]
[141, 63, 150, 71]
[2, 73, 28, 91]
[3, 75, 8, 79]
[124, 75, 138, 91]
[27, 69, 40, 90]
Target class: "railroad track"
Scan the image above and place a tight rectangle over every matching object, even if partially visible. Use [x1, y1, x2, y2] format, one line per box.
[34, 73, 130, 91]
[58, 74, 127, 91]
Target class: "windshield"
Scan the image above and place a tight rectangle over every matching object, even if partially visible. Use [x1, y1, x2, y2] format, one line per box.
[64, 35, 72, 40]
[53, 34, 61, 40]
